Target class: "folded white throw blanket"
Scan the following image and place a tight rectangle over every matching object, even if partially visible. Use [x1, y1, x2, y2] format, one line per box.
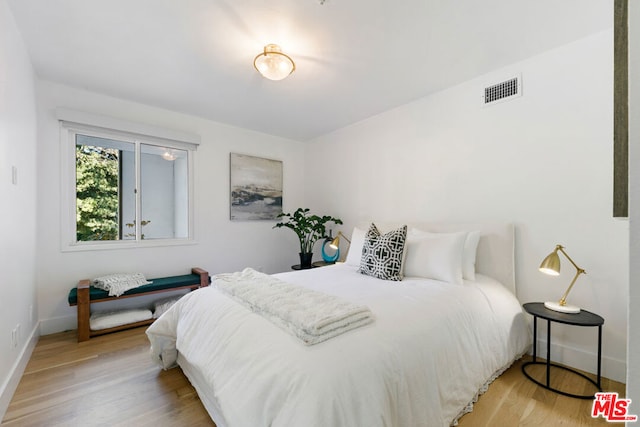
[92, 272, 151, 297]
[214, 268, 374, 345]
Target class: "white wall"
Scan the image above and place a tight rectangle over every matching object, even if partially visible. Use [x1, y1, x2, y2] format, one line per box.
[35, 81, 307, 335]
[0, 0, 39, 417]
[305, 30, 628, 383]
[628, 0, 640, 411]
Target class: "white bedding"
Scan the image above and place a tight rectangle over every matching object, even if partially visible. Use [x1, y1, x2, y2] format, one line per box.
[215, 268, 374, 345]
[147, 263, 530, 427]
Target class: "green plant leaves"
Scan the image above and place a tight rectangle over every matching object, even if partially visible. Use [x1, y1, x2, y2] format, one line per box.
[274, 208, 343, 253]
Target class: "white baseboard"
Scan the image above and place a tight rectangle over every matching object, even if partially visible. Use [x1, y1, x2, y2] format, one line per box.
[0, 322, 39, 421]
[39, 315, 76, 336]
[531, 338, 626, 384]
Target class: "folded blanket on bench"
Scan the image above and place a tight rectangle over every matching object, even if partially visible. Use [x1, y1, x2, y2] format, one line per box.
[214, 268, 374, 345]
[92, 273, 151, 297]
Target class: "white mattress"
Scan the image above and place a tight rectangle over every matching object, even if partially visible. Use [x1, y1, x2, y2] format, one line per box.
[147, 263, 530, 427]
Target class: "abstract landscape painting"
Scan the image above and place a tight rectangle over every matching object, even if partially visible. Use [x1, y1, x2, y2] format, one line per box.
[230, 153, 283, 220]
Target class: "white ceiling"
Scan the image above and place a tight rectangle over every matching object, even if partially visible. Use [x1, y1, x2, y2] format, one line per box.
[8, 0, 612, 141]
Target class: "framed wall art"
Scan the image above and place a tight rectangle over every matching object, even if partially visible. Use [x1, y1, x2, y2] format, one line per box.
[230, 153, 283, 220]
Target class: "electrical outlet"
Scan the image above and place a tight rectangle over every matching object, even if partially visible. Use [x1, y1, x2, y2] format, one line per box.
[11, 166, 17, 185]
[10, 324, 21, 349]
[29, 305, 33, 322]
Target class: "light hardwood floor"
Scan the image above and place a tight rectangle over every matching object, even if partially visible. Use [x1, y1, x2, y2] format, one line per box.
[2, 327, 625, 426]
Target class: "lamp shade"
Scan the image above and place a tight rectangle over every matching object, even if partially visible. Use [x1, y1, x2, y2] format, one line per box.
[253, 44, 295, 81]
[329, 231, 351, 252]
[330, 232, 351, 250]
[330, 235, 340, 250]
[539, 250, 561, 276]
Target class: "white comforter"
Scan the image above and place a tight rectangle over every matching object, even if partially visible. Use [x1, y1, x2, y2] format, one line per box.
[146, 264, 530, 427]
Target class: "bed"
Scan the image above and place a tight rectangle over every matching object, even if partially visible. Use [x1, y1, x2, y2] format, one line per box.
[146, 222, 530, 427]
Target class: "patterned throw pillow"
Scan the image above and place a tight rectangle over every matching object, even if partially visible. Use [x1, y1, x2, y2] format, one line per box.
[358, 223, 408, 281]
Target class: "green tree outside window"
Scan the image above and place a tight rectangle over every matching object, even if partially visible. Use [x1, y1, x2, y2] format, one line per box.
[75, 145, 120, 241]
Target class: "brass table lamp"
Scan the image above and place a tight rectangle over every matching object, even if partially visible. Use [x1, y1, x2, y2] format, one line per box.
[330, 231, 351, 251]
[329, 231, 351, 260]
[539, 244, 586, 314]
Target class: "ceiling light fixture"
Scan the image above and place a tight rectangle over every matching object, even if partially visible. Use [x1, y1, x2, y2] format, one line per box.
[253, 44, 295, 81]
[162, 150, 177, 161]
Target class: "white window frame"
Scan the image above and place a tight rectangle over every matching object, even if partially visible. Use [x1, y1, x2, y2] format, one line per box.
[59, 112, 198, 252]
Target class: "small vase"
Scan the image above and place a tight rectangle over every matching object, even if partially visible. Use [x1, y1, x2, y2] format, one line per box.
[299, 252, 313, 269]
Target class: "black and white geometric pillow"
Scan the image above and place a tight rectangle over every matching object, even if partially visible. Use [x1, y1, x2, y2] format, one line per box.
[358, 223, 407, 281]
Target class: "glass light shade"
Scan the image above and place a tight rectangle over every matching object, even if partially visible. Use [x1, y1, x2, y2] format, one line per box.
[539, 250, 561, 276]
[162, 150, 176, 161]
[254, 44, 295, 81]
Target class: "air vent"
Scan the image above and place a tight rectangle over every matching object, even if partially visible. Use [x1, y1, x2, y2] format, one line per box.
[483, 75, 522, 106]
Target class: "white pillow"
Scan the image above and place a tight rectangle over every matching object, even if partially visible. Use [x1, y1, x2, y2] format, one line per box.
[89, 308, 153, 330]
[153, 296, 182, 319]
[462, 231, 481, 280]
[404, 230, 467, 285]
[344, 227, 366, 266]
[410, 229, 481, 281]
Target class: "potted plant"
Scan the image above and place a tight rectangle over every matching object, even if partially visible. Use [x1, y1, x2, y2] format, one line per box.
[274, 208, 343, 268]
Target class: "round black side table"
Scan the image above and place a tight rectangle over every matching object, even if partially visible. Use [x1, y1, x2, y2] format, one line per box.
[291, 261, 334, 270]
[521, 302, 604, 399]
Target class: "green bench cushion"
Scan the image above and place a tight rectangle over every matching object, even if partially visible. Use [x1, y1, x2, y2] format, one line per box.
[68, 273, 205, 305]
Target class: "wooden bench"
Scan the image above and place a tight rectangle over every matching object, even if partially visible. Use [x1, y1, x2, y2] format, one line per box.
[68, 267, 210, 342]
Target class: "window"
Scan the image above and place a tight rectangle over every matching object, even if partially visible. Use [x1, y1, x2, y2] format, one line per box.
[60, 119, 196, 250]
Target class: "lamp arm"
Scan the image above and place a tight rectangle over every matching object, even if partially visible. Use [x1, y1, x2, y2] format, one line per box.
[337, 231, 351, 244]
[557, 246, 585, 274]
[556, 246, 586, 306]
[558, 269, 584, 306]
